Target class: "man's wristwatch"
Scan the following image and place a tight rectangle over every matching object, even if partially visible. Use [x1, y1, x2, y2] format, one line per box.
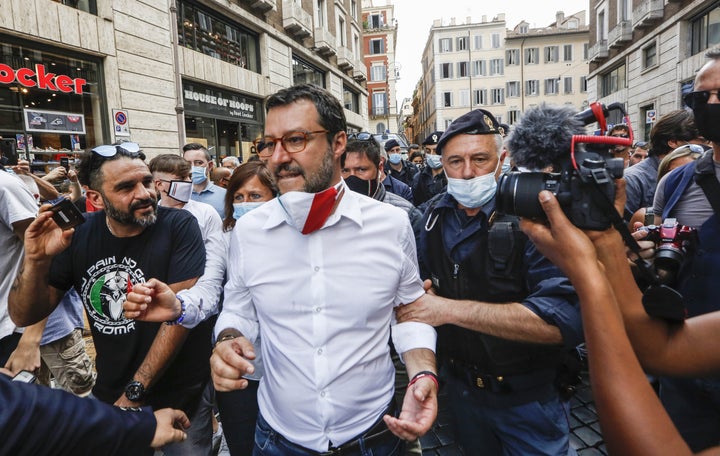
[124, 380, 146, 402]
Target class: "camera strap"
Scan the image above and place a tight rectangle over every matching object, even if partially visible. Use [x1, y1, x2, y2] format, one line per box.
[695, 172, 720, 216]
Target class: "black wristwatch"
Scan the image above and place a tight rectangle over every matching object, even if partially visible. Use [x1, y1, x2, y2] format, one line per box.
[124, 380, 146, 402]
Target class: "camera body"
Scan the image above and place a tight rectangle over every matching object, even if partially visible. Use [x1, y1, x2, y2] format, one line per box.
[497, 102, 631, 230]
[639, 218, 697, 284]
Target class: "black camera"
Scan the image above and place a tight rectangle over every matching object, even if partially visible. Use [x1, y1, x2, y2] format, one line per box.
[638, 218, 697, 285]
[496, 102, 631, 230]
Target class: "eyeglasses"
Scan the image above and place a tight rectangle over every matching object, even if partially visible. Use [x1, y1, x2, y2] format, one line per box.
[683, 90, 720, 108]
[675, 144, 705, 154]
[348, 132, 372, 141]
[633, 141, 648, 148]
[91, 142, 141, 157]
[253, 130, 329, 157]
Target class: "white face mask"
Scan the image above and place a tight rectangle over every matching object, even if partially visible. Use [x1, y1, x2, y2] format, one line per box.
[233, 201, 264, 220]
[278, 183, 343, 234]
[166, 180, 192, 203]
[446, 160, 500, 209]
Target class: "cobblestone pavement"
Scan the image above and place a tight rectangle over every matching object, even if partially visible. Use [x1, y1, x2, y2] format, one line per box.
[420, 372, 606, 456]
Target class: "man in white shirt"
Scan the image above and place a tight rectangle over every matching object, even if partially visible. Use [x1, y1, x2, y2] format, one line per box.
[212, 84, 438, 455]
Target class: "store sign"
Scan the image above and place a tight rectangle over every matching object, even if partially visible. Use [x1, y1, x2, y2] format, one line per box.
[0, 64, 87, 94]
[183, 83, 260, 122]
[24, 109, 86, 135]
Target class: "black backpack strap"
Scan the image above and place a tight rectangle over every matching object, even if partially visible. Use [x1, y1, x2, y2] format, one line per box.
[488, 214, 522, 273]
[695, 152, 720, 215]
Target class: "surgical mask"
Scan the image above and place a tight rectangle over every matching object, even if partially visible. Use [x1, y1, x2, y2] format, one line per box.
[500, 158, 512, 175]
[233, 201, 264, 220]
[693, 104, 720, 143]
[344, 175, 379, 197]
[166, 180, 192, 203]
[446, 173, 497, 209]
[191, 166, 207, 185]
[278, 183, 342, 234]
[425, 154, 443, 169]
[388, 153, 402, 165]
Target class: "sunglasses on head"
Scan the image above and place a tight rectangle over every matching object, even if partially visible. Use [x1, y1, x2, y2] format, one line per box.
[348, 132, 372, 141]
[683, 90, 720, 109]
[91, 142, 141, 157]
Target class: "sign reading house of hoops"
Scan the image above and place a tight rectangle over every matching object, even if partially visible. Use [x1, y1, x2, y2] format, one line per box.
[113, 109, 130, 137]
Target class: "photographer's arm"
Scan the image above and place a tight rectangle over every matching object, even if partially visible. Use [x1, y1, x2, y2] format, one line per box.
[521, 191, 694, 456]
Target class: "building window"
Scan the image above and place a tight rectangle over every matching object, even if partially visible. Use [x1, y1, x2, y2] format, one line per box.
[508, 109, 521, 124]
[507, 81, 520, 97]
[372, 91, 387, 116]
[597, 9, 607, 41]
[443, 91, 453, 107]
[564, 77, 573, 94]
[544, 78, 559, 95]
[474, 89, 488, 105]
[618, 0, 631, 21]
[53, 0, 96, 14]
[691, 5, 720, 55]
[316, 0, 326, 27]
[563, 44, 573, 62]
[544, 46, 559, 63]
[526, 80, 540, 96]
[473, 60, 486, 76]
[583, 43, 589, 60]
[351, 0, 357, 20]
[439, 38, 452, 53]
[293, 57, 325, 87]
[459, 89, 470, 107]
[491, 88, 504, 105]
[643, 42, 658, 69]
[491, 33, 501, 48]
[370, 64, 386, 82]
[600, 64, 626, 97]
[338, 17, 346, 46]
[580, 76, 588, 92]
[343, 85, 359, 114]
[457, 61, 468, 77]
[369, 39, 385, 54]
[489, 59, 504, 75]
[440, 63, 453, 79]
[474, 35, 483, 50]
[369, 13, 383, 28]
[525, 48, 539, 64]
[178, 1, 260, 72]
[457, 36, 468, 51]
[444, 118, 453, 129]
[506, 49, 520, 65]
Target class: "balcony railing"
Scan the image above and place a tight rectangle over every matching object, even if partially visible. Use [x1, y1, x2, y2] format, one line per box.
[608, 20, 632, 48]
[313, 28, 337, 56]
[589, 40, 609, 62]
[282, 0, 311, 38]
[633, 0, 663, 29]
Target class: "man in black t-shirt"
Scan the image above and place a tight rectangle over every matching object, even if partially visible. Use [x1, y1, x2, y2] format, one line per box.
[9, 143, 212, 455]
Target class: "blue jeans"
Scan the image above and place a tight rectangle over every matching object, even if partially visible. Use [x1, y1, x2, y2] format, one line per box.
[444, 370, 575, 456]
[252, 412, 404, 456]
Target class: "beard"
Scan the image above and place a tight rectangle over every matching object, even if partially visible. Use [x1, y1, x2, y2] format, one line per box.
[103, 193, 158, 227]
[273, 146, 336, 194]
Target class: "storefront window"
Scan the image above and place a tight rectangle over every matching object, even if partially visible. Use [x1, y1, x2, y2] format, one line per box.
[178, 1, 260, 72]
[183, 81, 263, 163]
[293, 57, 325, 88]
[0, 39, 105, 169]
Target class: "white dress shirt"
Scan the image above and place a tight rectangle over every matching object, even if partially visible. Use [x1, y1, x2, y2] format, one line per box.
[215, 182, 436, 451]
[174, 199, 225, 328]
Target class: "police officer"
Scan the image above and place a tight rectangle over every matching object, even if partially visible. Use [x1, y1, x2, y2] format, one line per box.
[411, 131, 446, 208]
[397, 109, 582, 455]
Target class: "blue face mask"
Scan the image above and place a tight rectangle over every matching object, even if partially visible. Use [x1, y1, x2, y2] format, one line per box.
[388, 153, 402, 165]
[233, 201, 264, 220]
[446, 173, 497, 209]
[425, 154, 443, 169]
[191, 166, 207, 185]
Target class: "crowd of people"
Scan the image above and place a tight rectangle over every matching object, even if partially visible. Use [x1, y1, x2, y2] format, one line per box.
[2, 48, 720, 456]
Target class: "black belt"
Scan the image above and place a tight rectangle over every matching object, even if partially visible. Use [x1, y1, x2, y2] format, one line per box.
[446, 358, 556, 393]
[320, 400, 398, 456]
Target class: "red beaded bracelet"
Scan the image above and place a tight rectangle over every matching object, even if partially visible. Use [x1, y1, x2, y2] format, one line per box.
[408, 370, 439, 391]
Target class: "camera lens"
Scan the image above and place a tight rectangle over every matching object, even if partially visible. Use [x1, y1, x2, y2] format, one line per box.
[497, 172, 555, 218]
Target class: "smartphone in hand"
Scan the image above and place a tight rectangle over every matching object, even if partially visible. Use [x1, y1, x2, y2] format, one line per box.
[48, 196, 85, 230]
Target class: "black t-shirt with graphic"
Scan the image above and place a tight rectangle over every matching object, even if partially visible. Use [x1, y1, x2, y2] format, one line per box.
[49, 207, 209, 411]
